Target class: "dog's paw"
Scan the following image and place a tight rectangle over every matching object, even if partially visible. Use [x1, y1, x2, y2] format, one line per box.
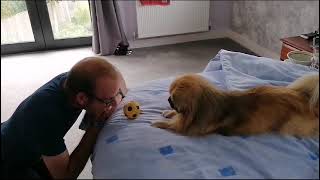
[151, 121, 170, 129]
[162, 110, 177, 118]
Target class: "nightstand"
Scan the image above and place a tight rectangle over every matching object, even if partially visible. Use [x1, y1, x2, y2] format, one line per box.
[280, 36, 313, 61]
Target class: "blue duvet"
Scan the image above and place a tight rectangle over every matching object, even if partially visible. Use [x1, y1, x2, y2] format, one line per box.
[92, 50, 319, 179]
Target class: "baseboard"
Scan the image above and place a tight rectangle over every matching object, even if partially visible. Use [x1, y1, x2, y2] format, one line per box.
[128, 29, 280, 60]
[128, 30, 227, 49]
[226, 30, 280, 60]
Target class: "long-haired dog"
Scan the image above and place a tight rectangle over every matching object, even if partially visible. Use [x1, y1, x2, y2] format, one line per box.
[151, 73, 319, 137]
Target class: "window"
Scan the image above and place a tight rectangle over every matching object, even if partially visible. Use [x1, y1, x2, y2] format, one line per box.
[1, 0, 92, 55]
[46, 0, 92, 39]
[1, 1, 35, 45]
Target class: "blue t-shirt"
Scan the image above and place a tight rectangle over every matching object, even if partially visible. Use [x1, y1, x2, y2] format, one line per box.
[1, 72, 82, 171]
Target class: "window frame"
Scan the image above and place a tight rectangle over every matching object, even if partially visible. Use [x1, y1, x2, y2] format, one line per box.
[1, 0, 92, 55]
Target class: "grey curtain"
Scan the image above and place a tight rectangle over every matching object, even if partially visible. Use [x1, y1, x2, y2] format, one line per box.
[89, 0, 129, 55]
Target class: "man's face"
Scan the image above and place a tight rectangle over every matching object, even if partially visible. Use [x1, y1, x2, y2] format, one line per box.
[86, 75, 124, 121]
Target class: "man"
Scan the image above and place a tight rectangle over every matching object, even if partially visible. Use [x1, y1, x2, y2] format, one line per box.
[1, 57, 127, 178]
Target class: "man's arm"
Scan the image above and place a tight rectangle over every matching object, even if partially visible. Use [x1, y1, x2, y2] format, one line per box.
[42, 125, 102, 179]
[42, 104, 115, 179]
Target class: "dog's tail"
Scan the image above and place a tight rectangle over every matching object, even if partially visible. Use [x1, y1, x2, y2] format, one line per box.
[288, 73, 319, 116]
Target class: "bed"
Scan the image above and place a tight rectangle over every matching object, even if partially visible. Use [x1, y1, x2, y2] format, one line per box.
[91, 50, 319, 179]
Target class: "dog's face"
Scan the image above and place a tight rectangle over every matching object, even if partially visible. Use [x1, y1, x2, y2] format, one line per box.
[168, 74, 227, 135]
[169, 74, 203, 114]
[168, 74, 220, 134]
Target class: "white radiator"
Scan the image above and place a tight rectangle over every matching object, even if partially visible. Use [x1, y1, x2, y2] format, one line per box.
[136, 0, 210, 38]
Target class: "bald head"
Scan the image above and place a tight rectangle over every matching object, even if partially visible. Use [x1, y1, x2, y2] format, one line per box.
[65, 57, 119, 94]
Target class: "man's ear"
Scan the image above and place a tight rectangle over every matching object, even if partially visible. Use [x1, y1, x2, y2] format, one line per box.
[75, 92, 89, 108]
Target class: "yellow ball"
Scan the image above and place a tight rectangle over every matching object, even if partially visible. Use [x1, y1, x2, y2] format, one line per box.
[123, 101, 141, 120]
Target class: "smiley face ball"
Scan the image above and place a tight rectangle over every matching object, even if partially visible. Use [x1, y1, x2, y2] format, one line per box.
[123, 101, 141, 120]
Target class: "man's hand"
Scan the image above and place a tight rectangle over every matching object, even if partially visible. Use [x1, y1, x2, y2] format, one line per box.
[80, 103, 117, 130]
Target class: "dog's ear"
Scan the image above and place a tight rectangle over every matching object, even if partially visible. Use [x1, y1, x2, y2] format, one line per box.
[194, 86, 226, 132]
[173, 81, 203, 132]
[175, 95, 198, 132]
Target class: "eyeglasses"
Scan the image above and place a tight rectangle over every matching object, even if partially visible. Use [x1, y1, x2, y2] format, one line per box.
[89, 88, 125, 107]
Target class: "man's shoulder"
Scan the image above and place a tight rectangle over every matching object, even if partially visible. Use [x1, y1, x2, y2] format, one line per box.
[11, 72, 69, 117]
[34, 72, 68, 99]
[37, 72, 68, 94]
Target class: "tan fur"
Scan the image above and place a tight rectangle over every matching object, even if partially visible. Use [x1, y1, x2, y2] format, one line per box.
[287, 74, 319, 118]
[152, 73, 319, 137]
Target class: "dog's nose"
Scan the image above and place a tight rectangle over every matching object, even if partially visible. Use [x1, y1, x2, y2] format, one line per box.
[168, 97, 175, 109]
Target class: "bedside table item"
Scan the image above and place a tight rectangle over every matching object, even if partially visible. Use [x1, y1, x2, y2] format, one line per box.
[280, 36, 313, 61]
[300, 31, 318, 40]
[287, 51, 313, 66]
